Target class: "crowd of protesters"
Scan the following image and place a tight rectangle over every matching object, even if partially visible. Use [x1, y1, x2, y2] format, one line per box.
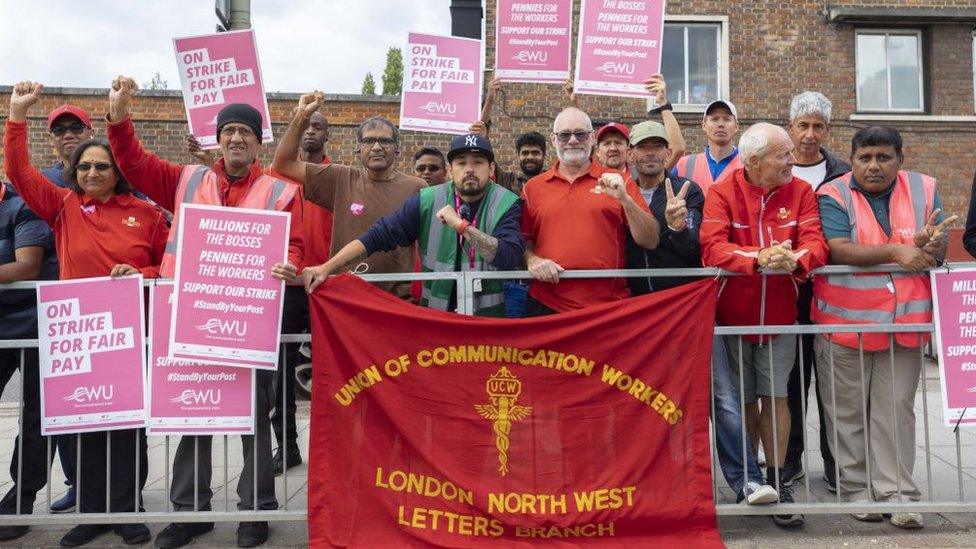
[0, 68, 971, 548]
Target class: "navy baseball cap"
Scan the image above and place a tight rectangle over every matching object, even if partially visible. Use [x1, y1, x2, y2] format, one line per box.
[447, 133, 494, 163]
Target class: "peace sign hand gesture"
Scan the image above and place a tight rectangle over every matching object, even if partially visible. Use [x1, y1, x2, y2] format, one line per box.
[914, 209, 959, 254]
[664, 179, 690, 231]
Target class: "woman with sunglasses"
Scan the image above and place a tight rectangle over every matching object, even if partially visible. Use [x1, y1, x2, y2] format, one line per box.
[4, 82, 166, 547]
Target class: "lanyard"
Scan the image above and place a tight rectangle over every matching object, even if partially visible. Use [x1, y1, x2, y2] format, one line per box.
[454, 192, 477, 269]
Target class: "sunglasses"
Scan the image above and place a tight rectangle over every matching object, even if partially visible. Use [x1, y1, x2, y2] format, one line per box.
[51, 123, 88, 137]
[76, 162, 114, 172]
[553, 130, 591, 143]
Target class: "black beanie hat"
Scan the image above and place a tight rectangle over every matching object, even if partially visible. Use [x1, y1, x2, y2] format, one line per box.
[216, 103, 263, 140]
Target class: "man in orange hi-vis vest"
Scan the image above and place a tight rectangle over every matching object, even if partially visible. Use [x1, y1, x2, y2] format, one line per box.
[672, 99, 742, 194]
[813, 126, 957, 531]
[106, 76, 303, 549]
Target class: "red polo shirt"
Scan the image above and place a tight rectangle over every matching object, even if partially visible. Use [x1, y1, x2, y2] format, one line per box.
[521, 161, 648, 311]
[4, 120, 168, 280]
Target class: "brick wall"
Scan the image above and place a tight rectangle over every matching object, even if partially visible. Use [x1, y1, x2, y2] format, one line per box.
[2, 0, 974, 220]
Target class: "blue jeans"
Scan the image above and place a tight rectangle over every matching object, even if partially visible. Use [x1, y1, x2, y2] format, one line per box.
[503, 281, 528, 318]
[712, 335, 764, 497]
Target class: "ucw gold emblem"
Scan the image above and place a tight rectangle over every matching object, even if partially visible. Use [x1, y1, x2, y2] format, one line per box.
[474, 367, 532, 477]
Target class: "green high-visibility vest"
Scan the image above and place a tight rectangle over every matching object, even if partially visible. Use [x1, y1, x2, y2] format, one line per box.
[417, 181, 518, 316]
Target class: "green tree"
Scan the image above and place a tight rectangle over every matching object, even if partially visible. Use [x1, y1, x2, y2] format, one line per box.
[361, 72, 377, 95]
[381, 47, 403, 95]
[142, 71, 168, 90]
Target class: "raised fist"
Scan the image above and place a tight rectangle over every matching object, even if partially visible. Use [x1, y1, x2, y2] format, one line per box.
[108, 76, 139, 121]
[9, 81, 43, 121]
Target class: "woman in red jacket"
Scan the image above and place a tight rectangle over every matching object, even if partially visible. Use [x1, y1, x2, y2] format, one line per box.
[4, 82, 166, 547]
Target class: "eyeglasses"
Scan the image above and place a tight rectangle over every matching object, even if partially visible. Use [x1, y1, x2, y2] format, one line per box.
[359, 137, 396, 149]
[76, 162, 113, 172]
[414, 164, 443, 173]
[51, 123, 87, 137]
[553, 130, 591, 143]
[220, 126, 256, 139]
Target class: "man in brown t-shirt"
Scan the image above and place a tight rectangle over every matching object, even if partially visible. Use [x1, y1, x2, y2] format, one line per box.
[272, 92, 426, 298]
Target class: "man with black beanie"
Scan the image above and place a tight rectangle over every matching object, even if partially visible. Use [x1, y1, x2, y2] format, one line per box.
[106, 76, 303, 549]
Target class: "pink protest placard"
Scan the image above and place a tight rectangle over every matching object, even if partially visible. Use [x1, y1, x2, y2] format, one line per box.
[170, 204, 288, 370]
[149, 283, 254, 435]
[400, 32, 484, 135]
[495, 0, 572, 83]
[573, 0, 666, 98]
[173, 29, 273, 149]
[931, 268, 976, 426]
[37, 276, 146, 435]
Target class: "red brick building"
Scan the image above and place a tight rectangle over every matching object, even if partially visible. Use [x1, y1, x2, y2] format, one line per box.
[2, 1, 974, 224]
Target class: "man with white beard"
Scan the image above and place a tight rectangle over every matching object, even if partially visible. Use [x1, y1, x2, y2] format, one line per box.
[520, 107, 658, 315]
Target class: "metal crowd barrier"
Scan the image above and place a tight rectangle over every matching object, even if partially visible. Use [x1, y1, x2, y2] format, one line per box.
[0, 263, 972, 529]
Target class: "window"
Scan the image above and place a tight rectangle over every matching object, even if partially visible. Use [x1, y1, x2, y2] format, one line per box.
[855, 30, 924, 112]
[658, 17, 728, 109]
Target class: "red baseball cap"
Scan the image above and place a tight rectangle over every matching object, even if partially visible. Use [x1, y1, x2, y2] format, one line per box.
[47, 104, 92, 131]
[596, 122, 630, 142]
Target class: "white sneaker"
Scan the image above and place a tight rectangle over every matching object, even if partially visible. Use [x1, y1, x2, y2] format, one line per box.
[890, 513, 924, 529]
[745, 481, 779, 505]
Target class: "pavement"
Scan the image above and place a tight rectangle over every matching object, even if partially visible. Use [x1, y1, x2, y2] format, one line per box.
[0, 360, 973, 547]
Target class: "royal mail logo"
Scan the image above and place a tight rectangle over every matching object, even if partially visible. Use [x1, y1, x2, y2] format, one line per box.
[419, 101, 457, 115]
[777, 207, 790, 220]
[122, 216, 141, 228]
[512, 50, 548, 63]
[169, 388, 222, 405]
[595, 61, 636, 75]
[195, 318, 248, 337]
[474, 367, 532, 477]
[63, 385, 114, 403]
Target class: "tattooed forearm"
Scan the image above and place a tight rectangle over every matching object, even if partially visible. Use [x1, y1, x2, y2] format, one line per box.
[462, 226, 499, 263]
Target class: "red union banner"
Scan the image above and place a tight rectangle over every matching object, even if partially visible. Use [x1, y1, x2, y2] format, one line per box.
[308, 274, 723, 548]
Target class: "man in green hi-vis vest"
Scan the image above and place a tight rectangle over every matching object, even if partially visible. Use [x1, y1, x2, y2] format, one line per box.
[302, 133, 524, 317]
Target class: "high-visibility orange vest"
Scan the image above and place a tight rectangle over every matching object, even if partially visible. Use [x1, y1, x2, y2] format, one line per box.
[673, 151, 741, 194]
[159, 164, 298, 277]
[812, 170, 936, 351]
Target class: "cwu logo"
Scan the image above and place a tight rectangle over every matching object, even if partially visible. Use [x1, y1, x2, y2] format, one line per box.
[595, 61, 636, 75]
[195, 318, 247, 337]
[419, 101, 457, 115]
[170, 389, 222, 406]
[512, 50, 548, 63]
[63, 385, 114, 403]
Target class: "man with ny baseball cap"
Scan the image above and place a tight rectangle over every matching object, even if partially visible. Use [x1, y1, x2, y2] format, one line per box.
[304, 133, 524, 317]
[105, 76, 303, 548]
[672, 99, 743, 192]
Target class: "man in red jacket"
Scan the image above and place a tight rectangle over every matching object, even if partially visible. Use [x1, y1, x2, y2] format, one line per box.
[701, 122, 828, 527]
